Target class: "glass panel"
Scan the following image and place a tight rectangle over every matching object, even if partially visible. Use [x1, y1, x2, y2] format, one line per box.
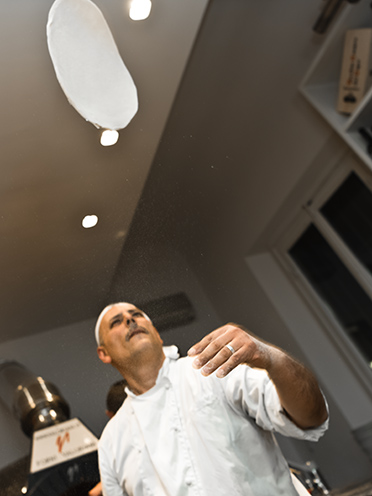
[320, 172, 372, 273]
[289, 224, 372, 365]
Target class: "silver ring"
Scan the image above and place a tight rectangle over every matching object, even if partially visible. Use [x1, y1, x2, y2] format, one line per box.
[225, 344, 235, 354]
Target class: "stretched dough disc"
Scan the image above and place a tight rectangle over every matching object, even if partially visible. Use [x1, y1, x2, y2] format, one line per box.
[47, 0, 138, 130]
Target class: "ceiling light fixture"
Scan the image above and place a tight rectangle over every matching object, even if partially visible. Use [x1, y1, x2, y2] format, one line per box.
[100, 129, 119, 146]
[129, 0, 152, 21]
[82, 215, 99, 229]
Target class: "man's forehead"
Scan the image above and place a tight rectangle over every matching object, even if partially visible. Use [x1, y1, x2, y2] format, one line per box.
[104, 303, 138, 320]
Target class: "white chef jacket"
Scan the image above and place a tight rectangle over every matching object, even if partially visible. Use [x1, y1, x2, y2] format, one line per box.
[98, 346, 328, 496]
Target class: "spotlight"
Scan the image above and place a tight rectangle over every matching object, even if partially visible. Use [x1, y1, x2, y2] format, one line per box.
[82, 215, 99, 229]
[129, 0, 152, 21]
[100, 129, 119, 146]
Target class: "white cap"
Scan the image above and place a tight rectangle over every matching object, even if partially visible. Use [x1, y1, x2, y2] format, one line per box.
[94, 302, 152, 346]
[94, 304, 115, 345]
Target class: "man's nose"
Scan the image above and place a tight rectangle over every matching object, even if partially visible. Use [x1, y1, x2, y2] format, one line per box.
[126, 316, 136, 327]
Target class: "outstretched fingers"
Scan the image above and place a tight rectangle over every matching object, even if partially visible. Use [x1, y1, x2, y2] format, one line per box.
[187, 324, 253, 378]
[204, 341, 245, 378]
[187, 326, 227, 357]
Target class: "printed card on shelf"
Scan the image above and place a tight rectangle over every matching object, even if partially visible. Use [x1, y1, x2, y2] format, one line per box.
[337, 28, 372, 115]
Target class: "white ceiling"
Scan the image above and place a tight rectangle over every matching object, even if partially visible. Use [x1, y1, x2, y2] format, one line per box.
[0, 0, 208, 342]
[0, 0, 347, 344]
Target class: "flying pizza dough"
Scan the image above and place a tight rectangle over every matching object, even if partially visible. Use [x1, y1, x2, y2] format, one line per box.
[47, 0, 138, 131]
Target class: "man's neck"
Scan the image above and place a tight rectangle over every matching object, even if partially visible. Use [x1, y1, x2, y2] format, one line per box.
[121, 348, 166, 396]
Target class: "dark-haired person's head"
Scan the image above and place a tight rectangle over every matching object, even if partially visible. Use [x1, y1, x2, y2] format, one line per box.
[106, 380, 127, 419]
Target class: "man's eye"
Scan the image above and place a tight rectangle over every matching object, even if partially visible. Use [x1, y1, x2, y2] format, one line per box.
[111, 319, 121, 327]
[133, 311, 142, 317]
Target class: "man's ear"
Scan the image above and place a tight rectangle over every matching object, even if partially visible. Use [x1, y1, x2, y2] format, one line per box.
[97, 346, 112, 364]
[154, 327, 163, 346]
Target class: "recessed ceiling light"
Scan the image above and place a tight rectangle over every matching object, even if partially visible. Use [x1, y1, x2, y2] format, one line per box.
[100, 129, 119, 146]
[129, 0, 152, 21]
[82, 215, 99, 229]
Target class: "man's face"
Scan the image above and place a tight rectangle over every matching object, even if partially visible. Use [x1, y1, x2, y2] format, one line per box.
[98, 303, 163, 366]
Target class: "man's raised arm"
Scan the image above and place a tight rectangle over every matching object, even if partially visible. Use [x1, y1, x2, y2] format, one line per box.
[187, 323, 328, 430]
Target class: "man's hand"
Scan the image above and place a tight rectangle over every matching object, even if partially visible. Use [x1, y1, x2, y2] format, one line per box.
[188, 323, 328, 429]
[88, 481, 103, 496]
[187, 323, 272, 378]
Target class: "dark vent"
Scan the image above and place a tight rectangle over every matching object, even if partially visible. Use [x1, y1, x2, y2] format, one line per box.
[140, 292, 196, 332]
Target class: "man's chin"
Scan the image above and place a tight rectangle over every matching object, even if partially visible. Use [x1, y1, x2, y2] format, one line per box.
[130, 335, 158, 351]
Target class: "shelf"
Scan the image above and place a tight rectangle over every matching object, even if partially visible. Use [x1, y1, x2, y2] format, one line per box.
[300, 0, 372, 171]
[301, 82, 349, 131]
[343, 129, 372, 170]
[347, 85, 372, 131]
